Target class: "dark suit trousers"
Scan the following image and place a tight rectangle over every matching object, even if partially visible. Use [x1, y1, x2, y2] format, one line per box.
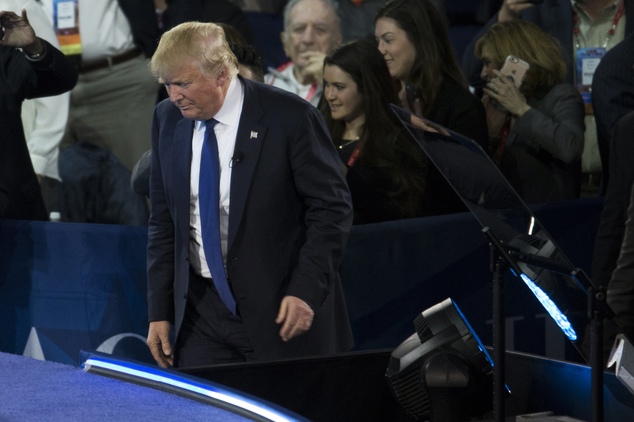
[174, 268, 255, 368]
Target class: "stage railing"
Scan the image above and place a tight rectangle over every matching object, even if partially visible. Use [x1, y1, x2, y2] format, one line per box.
[0, 197, 603, 365]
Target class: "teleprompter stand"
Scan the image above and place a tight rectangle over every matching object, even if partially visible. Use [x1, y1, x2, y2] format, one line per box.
[483, 227, 607, 422]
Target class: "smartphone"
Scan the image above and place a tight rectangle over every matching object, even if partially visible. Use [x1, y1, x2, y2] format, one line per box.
[500, 55, 530, 88]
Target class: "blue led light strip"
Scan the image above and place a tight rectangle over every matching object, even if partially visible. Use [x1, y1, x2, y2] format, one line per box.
[520, 274, 577, 341]
[83, 357, 302, 422]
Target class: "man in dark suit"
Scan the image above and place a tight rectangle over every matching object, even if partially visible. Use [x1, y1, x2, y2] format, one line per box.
[602, 111, 634, 346]
[0, 9, 77, 221]
[591, 32, 634, 198]
[589, 34, 634, 300]
[146, 21, 354, 368]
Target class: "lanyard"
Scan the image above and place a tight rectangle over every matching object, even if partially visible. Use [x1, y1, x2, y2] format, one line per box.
[347, 145, 362, 167]
[573, 0, 625, 49]
[305, 81, 319, 103]
[499, 118, 512, 158]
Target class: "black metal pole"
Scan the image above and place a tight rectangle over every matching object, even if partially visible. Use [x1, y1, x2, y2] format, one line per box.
[483, 227, 511, 422]
[492, 254, 506, 422]
[589, 287, 605, 422]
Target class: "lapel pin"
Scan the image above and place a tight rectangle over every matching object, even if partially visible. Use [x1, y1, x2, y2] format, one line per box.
[250, 131, 258, 139]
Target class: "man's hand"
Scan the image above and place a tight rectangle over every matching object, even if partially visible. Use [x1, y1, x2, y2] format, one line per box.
[298, 51, 327, 85]
[0, 9, 42, 55]
[276, 296, 314, 342]
[147, 320, 174, 368]
[498, 0, 536, 22]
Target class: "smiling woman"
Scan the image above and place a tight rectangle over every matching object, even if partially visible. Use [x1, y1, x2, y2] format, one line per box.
[374, 0, 488, 148]
[317, 40, 465, 224]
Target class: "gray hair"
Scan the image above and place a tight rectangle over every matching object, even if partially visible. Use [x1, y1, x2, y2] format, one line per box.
[282, 0, 341, 33]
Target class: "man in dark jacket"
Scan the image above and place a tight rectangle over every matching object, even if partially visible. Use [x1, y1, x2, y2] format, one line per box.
[0, 9, 77, 221]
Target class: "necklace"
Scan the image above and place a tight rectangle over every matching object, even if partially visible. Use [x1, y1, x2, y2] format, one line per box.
[337, 137, 359, 149]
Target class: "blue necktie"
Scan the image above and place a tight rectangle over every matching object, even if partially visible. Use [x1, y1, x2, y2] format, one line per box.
[199, 119, 237, 315]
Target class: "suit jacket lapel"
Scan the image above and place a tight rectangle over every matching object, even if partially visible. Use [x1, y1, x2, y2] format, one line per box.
[173, 117, 194, 246]
[228, 78, 267, 249]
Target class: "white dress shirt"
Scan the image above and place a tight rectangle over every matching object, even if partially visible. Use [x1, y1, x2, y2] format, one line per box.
[39, 0, 136, 60]
[189, 77, 245, 278]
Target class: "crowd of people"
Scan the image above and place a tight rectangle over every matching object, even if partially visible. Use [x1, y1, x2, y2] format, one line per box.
[3, 0, 634, 365]
[5, 0, 623, 225]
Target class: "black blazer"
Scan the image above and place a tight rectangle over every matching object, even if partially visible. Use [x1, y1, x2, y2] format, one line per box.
[592, 33, 634, 193]
[147, 77, 354, 360]
[0, 40, 77, 221]
[592, 111, 634, 289]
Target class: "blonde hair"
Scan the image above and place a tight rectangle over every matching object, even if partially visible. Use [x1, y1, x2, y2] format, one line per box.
[475, 20, 566, 97]
[150, 21, 239, 80]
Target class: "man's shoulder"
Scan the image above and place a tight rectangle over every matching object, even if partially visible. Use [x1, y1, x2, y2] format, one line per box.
[603, 32, 634, 62]
[153, 98, 187, 127]
[595, 34, 634, 80]
[155, 97, 180, 115]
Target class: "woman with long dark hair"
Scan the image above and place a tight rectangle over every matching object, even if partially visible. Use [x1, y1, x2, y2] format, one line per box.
[319, 40, 463, 224]
[374, 0, 488, 147]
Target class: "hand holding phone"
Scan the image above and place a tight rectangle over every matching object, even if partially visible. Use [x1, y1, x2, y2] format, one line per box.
[500, 55, 530, 88]
[487, 56, 531, 115]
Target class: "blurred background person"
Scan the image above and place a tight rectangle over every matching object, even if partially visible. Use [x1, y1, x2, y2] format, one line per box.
[0, 8, 77, 221]
[230, 41, 265, 83]
[319, 40, 464, 224]
[36, 0, 198, 171]
[374, 0, 488, 148]
[265, 0, 342, 106]
[32, 0, 197, 225]
[475, 20, 585, 204]
[218, 22, 248, 44]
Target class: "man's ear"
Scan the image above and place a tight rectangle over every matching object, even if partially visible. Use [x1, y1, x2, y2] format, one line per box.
[215, 66, 229, 86]
[281, 32, 291, 59]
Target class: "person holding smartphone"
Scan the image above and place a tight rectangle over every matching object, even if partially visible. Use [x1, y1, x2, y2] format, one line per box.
[475, 20, 585, 204]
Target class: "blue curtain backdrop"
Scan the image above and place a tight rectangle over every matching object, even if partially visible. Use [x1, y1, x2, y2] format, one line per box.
[0, 197, 603, 365]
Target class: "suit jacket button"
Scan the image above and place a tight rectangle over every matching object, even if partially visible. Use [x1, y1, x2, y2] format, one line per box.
[184, 255, 189, 262]
[183, 293, 187, 300]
